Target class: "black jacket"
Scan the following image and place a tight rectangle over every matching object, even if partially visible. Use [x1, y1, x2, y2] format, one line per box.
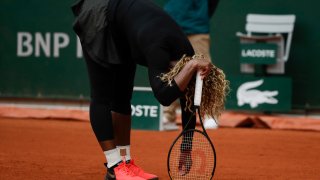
[71, 0, 121, 67]
[71, 0, 193, 68]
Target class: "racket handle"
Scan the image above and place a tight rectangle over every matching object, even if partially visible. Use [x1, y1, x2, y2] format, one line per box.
[194, 71, 203, 107]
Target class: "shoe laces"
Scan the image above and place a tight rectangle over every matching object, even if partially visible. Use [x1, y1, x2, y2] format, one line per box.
[117, 163, 136, 176]
[127, 160, 144, 174]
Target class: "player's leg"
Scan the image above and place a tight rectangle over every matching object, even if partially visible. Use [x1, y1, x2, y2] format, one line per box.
[83, 52, 143, 180]
[83, 51, 116, 149]
[83, 51, 120, 158]
[110, 63, 136, 161]
[111, 64, 159, 180]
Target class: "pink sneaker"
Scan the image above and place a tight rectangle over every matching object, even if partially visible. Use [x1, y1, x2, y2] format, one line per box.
[114, 162, 145, 180]
[127, 160, 159, 180]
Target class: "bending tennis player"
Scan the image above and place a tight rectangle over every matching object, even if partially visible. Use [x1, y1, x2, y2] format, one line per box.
[71, 0, 228, 179]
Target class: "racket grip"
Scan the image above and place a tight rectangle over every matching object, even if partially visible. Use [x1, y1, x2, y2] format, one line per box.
[194, 71, 203, 107]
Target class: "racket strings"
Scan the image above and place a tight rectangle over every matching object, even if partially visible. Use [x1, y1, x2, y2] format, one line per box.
[169, 130, 215, 180]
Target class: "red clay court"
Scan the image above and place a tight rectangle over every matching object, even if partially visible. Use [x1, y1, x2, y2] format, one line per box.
[1, 115, 320, 180]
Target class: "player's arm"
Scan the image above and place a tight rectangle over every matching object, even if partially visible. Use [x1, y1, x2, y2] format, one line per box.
[173, 58, 211, 91]
[146, 47, 183, 106]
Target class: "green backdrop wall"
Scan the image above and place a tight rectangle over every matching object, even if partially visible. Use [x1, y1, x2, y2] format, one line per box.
[210, 0, 320, 110]
[0, 0, 89, 100]
[1, 0, 320, 111]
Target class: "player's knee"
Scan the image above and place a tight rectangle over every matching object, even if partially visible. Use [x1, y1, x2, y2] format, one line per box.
[111, 101, 131, 115]
[90, 95, 110, 105]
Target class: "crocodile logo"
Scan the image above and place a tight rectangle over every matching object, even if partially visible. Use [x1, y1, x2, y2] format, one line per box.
[237, 79, 278, 108]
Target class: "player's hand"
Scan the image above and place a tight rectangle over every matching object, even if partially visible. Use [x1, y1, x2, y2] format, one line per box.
[193, 57, 212, 79]
[178, 150, 192, 176]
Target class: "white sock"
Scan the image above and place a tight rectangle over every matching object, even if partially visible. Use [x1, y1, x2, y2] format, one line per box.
[104, 148, 122, 168]
[117, 145, 131, 161]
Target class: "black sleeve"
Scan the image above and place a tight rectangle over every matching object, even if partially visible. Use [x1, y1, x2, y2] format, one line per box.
[148, 67, 183, 106]
[145, 45, 196, 129]
[145, 45, 184, 106]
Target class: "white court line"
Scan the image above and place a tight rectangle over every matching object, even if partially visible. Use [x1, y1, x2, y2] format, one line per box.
[0, 86, 152, 110]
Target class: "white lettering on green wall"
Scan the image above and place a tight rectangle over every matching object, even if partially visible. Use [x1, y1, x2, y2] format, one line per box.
[241, 49, 275, 58]
[53, 33, 69, 57]
[17, 32, 70, 58]
[17, 32, 33, 57]
[131, 105, 158, 118]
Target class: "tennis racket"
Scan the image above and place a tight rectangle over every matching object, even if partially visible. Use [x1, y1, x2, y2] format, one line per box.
[167, 71, 217, 180]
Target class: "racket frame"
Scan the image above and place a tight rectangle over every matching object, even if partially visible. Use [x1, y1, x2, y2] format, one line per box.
[167, 106, 217, 179]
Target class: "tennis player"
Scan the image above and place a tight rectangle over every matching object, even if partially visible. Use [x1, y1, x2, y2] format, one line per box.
[71, 0, 225, 179]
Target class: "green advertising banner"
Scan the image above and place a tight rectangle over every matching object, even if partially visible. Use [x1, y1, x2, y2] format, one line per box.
[131, 88, 162, 130]
[2, 0, 320, 112]
[0, 0, 89, 99]
[0, 0, 163, 131]
[240, 43, 277, 64]
[226, 76, 292, 111]
[0, 0, 157, 100]
[211, 0, 320, 110]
